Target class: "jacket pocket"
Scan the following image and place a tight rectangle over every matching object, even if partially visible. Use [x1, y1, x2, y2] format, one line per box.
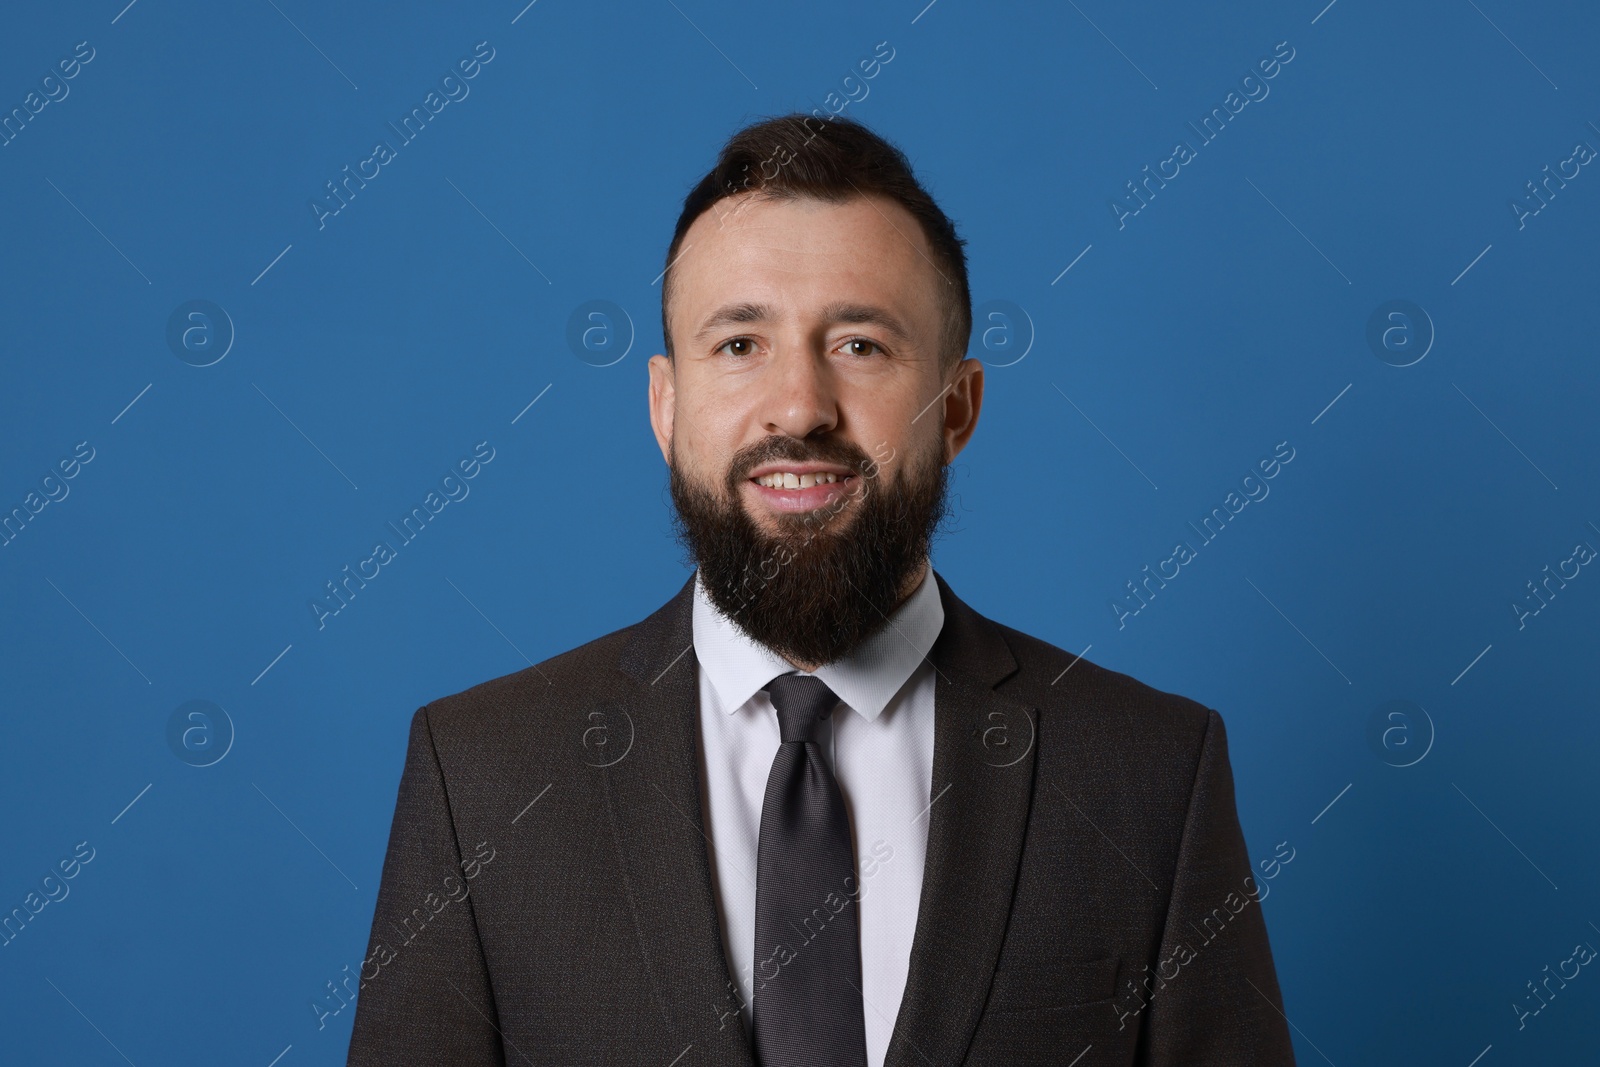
[984, 954, 1120, 1013]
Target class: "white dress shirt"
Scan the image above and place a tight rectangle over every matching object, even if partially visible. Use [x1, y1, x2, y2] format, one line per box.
[691, 564, 943, 1067]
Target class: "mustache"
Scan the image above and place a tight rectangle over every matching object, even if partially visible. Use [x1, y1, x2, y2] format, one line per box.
[723, 436, 878, 489]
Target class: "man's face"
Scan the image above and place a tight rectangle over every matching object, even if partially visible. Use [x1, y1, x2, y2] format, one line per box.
[648, 191, 983, 667]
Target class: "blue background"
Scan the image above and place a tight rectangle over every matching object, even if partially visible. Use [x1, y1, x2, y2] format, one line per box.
[3, 0, 1597, 1063]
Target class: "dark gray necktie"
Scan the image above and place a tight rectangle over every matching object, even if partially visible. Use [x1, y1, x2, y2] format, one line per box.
[751, 673, 868, 1067]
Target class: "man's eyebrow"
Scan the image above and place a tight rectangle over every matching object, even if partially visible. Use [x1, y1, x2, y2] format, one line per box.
[693, 302, 770, 341]
[691, 301, 917, 343]
[820, 301, 916, 342]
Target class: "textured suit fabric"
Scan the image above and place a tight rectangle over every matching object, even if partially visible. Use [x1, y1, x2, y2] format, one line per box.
[345, 570, 1297, 1066]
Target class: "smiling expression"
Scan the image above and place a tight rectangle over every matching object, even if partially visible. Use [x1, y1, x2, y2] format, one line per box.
[648, 190, 983, 536]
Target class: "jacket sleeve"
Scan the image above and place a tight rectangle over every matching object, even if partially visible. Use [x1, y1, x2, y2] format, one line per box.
[346, 706, 506, 1066]
[1135, 708, 1298, 1065]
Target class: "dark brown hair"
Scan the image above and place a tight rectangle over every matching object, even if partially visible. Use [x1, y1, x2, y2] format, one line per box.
[660, 112, 971, 371]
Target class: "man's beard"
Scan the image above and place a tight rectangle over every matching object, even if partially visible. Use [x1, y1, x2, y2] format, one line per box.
[669, 433, 951, 667]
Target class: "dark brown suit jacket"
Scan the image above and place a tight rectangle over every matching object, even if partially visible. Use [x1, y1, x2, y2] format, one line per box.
[346, 571, 1296, 1065]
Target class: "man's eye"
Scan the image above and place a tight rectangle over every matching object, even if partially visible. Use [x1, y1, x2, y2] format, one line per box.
[842, 337, 885, 357]
[718, 337, 756, 358]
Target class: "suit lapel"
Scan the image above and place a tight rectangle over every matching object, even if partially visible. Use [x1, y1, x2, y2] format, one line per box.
[883, 572, 1038, 1067]
[603, 574, 756, 1066]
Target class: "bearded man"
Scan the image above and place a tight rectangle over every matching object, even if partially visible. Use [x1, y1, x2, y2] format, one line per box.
[347, 113, 1296, 1067]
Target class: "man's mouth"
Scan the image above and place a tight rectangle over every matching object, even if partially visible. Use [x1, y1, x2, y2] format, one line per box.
[752, 471, 844, 489]
[743, 464, 858, 513]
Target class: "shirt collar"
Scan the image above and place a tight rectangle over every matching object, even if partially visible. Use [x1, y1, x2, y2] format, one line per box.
[691, 564, 945, 722]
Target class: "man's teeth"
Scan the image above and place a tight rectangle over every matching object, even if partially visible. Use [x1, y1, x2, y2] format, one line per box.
[755, 472, 842, 489]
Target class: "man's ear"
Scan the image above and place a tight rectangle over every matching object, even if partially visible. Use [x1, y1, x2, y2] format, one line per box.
[647, 354, 676, 465]
[940, 357, 984, 464]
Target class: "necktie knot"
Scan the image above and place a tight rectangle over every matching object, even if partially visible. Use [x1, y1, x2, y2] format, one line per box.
[764, 673, 839, 744]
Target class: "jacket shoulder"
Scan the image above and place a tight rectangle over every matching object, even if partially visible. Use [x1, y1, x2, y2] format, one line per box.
[987, 618, 1218, 747]
[415, 607, 656, 749]
[982, 618, 1231, 863]
[436, 627, 629, 709]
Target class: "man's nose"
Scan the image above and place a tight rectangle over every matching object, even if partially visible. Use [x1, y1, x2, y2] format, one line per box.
[759, 342, 838, 440]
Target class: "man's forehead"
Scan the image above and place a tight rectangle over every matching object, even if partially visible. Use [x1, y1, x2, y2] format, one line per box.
[672, 193, 941, 339]
[690, 300, 918, 345]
